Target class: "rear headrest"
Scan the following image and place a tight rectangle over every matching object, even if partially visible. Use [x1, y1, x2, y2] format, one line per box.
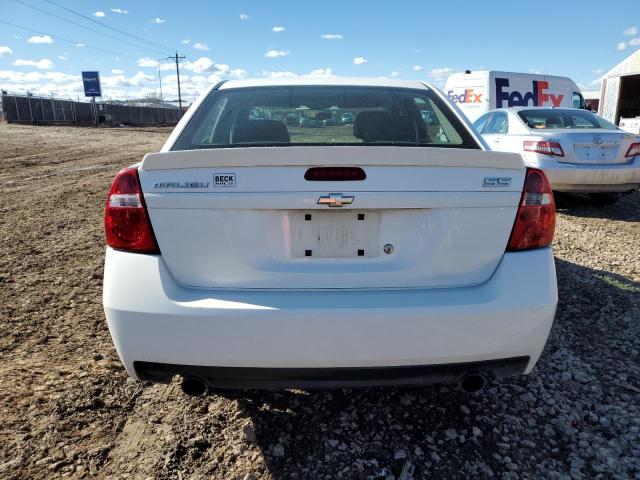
[231, 119, 290, 144]
[545, 116, 562, 127]
[353, 111, 417, 143]
[353, 111, 392, 141]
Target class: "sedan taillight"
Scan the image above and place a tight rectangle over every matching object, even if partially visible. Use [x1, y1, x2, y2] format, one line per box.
[105, 167, 159, 254]
[625, 142, 640, 158]
[523, 140, 564, 157]
[507, 168, 556, 251]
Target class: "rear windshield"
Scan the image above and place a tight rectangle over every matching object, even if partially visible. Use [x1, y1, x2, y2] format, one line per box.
[172, 86, 479, 150]
[517, 109, 618, 130]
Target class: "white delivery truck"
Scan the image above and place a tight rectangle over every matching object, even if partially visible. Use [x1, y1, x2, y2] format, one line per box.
[445, 70, 587, 122]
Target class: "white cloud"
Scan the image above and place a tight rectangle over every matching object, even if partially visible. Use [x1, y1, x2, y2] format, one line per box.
[57, 55, 68, 61]
[181, 38, 190, 44]
[261, 68, 335, 79]
[262, 70, 297, 79]
[203, 62, 246, 78]
[239, 14, 249, 20]
[102, 71, 155, 88]
[353, 57, 367, 65]
[429, 66, 455, 77]
[615, 37, 639, 50]
[390, 71, 399, 77]
[187, 57, 213, 73]
[623, 26, 638, 36]
[138, 56, 246, 79]
[75, 43, 85, 47]
[193, 42, 210, 51]
[94, 11, 106, 17]
[149, 17, 165, 24]
[305, 68, 334, 77]
[0, 46, 13, 57]
[0, 70, 76, 83]
[13, 59, 54, 69]
[137, 57, 159, 68]
[592, 68, 604, 75]
[28, 35, 53, 44]
[321, 34, 342, 40]
[110, 8, 128, 14]
[265, 49, 290, 58]
[412, 65, 423, 71]
[272, 26, 285, 32]
[1, 57, 248, 100]
[0, 67, 223, 100]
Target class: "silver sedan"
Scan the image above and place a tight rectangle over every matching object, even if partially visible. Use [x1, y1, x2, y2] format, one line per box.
[473, 107, 640, 202]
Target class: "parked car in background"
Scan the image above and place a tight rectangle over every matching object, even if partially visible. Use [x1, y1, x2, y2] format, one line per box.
[473, 107, 640, 202]
[340, 112, 355, 124]
[299, 116, 321, 128]
[445, 70, 587, 122]
[103, 78, 558, 396]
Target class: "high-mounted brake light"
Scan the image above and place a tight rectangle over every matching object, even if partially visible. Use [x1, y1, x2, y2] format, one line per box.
[104, 167, 159, 253]
[625, 142, 640, 158]
[305, 167, 366, 181]
[523, 140, 564, 157]
[507, 168, 556, 251]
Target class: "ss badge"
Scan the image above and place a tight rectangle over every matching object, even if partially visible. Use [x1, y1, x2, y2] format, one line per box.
[483, 177, 511, 188]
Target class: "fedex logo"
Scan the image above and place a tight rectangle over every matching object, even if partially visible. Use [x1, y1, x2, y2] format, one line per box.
[495, 77, 564, 108]
[447, 88, 483, 104]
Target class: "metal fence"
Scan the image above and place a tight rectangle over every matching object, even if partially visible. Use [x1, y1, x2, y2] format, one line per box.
[1, 94, 180, 126]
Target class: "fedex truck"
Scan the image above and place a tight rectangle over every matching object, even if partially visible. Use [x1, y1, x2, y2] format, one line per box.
[445, 71, 587, 122]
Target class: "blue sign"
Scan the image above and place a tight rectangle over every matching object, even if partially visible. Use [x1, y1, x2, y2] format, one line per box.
[82, 71, 102, 97]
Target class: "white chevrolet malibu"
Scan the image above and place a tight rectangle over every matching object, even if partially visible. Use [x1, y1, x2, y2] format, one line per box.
[473, 107, 640, 203]
[103, 78, 558, 396]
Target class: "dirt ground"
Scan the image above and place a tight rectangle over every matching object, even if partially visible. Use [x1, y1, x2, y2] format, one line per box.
[0, 124, 638, 479]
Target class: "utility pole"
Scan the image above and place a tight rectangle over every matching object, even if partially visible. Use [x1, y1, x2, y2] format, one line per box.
[167, 51, 186, 113]
[157, 63, 163, 103]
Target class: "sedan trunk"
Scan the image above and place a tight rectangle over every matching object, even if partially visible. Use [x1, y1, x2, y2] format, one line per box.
[139, 146, 524, 290]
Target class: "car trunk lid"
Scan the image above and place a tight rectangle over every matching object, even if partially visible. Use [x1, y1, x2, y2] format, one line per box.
[139, 146, 525, 290]
[539, 130, 634, 164]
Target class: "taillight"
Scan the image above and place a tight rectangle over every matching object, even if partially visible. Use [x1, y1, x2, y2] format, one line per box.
[523, 140, 564, 157]
[104, 167, 159, 253]
[507, 168, 556, 251]
[625, 142, 640, 158]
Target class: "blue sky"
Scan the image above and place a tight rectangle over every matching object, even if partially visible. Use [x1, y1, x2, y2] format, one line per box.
[0, 0, 638, 101]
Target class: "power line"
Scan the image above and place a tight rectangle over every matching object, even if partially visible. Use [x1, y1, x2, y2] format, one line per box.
[11, 0, 169, 57]
[43, 0, 168, 53]
[0, 20, 140, 60]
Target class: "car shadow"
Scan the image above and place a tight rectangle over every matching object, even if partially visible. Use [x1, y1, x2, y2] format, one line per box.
[204, 257, 640, 479]
[554, 190, 640, 222]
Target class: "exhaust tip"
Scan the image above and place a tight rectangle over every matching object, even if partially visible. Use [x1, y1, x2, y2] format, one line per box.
[181, 377, 208, 397]
[459, 373, 487, 394]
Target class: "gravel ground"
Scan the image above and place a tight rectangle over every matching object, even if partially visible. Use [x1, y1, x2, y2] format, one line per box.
[0, 123, 638, 479]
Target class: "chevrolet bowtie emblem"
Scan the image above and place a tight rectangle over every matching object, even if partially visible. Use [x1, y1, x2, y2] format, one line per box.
[317, 193, 354, 207]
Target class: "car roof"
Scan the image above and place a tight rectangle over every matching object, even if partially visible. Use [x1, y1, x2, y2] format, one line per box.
[219, 77, 431, 90]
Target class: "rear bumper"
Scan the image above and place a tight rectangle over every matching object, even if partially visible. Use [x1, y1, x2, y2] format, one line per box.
[103, 247, 557, 387]
[134, 357, 530, 389]
[526, 155, 640, 193]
